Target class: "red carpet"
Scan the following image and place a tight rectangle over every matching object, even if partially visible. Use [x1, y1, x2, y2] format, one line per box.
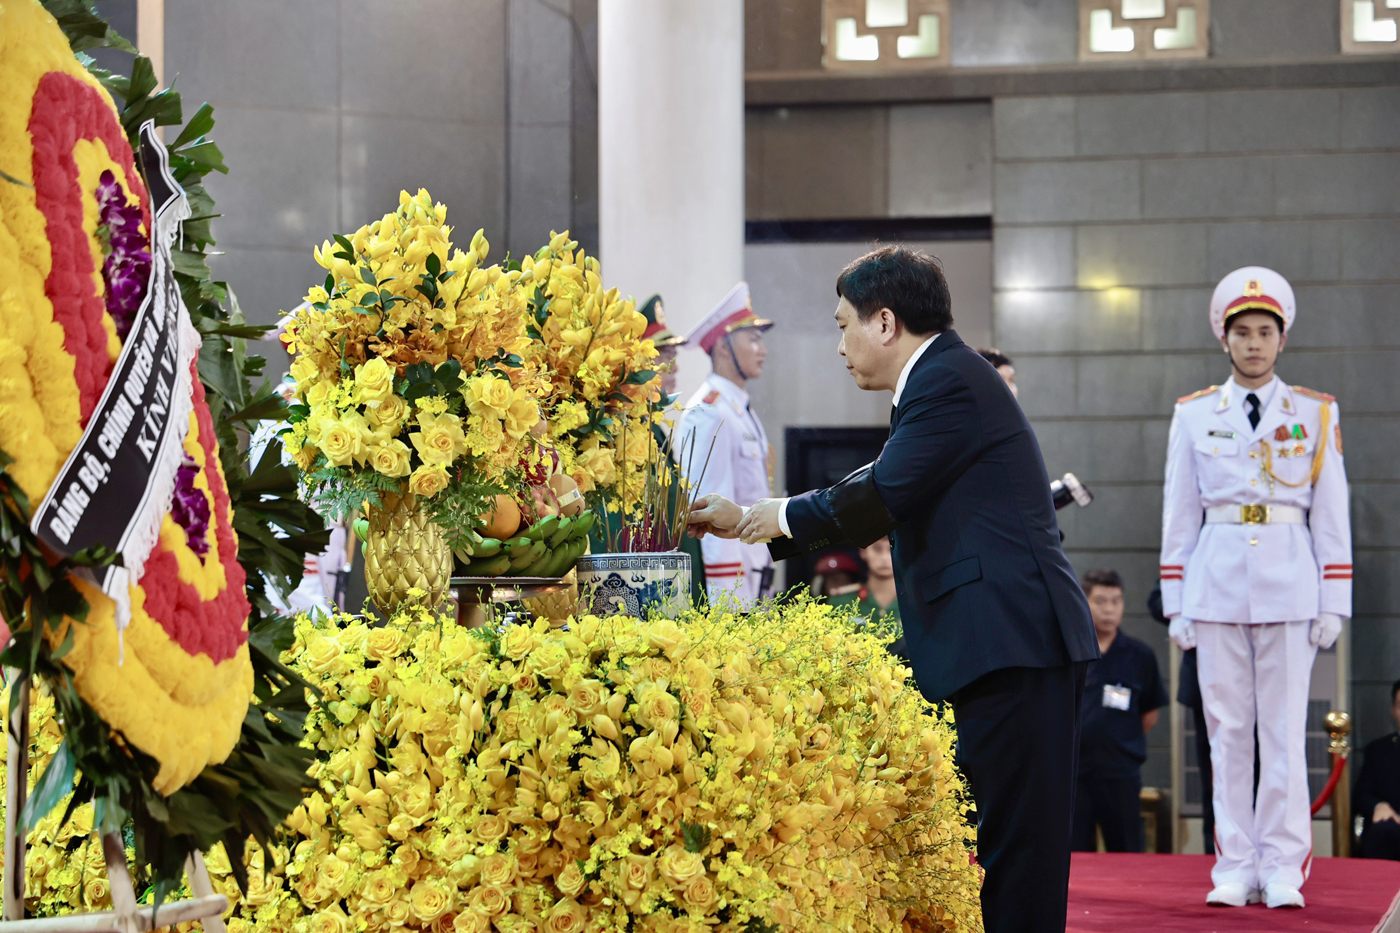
[1066, 854, 1400, 933]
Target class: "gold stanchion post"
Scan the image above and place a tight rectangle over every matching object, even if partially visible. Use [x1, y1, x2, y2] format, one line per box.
[1327, 711, 1352, 858]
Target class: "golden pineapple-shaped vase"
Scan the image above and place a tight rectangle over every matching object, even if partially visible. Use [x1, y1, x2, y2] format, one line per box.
[364, 490, 452, 616]
[520, 568, 580, 628]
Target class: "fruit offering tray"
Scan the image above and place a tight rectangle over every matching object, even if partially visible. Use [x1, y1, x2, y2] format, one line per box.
[453, 511, 596, 578]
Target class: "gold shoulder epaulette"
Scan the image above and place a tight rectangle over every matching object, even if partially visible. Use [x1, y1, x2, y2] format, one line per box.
[1292, 385, 1336, 404]
[1177, 386, 1219, 404]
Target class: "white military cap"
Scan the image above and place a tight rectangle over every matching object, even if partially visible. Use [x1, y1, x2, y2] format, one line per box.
[685, 282, 772, 353]
[1210, 266, 1296, 339]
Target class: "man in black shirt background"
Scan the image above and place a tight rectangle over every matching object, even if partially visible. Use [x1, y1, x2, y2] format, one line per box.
[1356, 679, 1400, 860]
[1074, 569, 1169, 852]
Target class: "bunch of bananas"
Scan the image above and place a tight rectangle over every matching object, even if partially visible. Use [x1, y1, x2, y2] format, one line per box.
[453, 511, 595, 578]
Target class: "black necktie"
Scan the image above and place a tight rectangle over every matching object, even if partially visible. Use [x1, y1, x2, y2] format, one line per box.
[1246, 392, 1261, 430]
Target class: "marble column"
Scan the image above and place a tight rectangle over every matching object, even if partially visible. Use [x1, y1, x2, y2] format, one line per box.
[598, 0, 744, 403]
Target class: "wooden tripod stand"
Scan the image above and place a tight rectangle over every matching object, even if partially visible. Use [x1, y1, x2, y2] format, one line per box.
[1, 674, 228, 933]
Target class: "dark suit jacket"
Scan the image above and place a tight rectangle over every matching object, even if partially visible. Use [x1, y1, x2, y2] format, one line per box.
[772, 330, 1098, 701]
[1356, 732, 1400, 831]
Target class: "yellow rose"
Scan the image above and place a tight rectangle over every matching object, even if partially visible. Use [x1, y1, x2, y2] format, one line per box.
[365, 628, 406, 661]
[473, 813, 510, 846]
[657, 845, 704, 888]
[526, 642, 569, 682]
[647, 619, 685, 656]
[410, 879, 453, 923]
[361, 862, 400, 902]
[319, 855, 351, 892]
[479, 853, 515, 887]
[82, 877, 110, 906]
[467, 415, 506, 457]
[305, 380, 332, 411]
[682, 875, 717, 912]
[577, 445, 616, 486]
[500, 625, 538, 661]
[453, 910, 492, 933]
[355, 357, 396, 407]
[302, 635, 342, 674]
[466, 885, 509, 917]
[290, 356, 320, 390]
[309, 907, 348, 933]
[622, 854, 654, 892]
[318, 417, 360, 467]
[369, 439, 412, 478]
[368, 394, 412, 434]
[411, 412, 467, 465]
[566, 680, 608, 718]
[409, 462, 451, 498]
[465, 375, 515, 418]
[503, 392, 538, 440]
[555, 862, 586, 899]
[385, 898, 413, 927]
[544, 898, 586, 933]
[635, 681, 681, 731]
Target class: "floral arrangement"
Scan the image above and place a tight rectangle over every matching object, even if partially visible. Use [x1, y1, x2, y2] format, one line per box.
[514, 235, 663, 515]
[280, 194, 663, 547]
[283, 601, 976, 931]
[0, 0, 319, 902]
[4, 599, 982, 931]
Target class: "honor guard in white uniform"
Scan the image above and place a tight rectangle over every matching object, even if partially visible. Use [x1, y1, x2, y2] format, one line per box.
[1160, 267, 1351, 910]
[676, 283, 775, 606]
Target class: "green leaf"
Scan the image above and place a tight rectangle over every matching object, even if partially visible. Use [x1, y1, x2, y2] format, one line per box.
[171, 102, 216, 149]
[681, 820, 711, 854]
[173, 140, 228, 174]
[425, 252, 442, 278]
[624, 370, 657, 386]
[21, 739, 76, 829]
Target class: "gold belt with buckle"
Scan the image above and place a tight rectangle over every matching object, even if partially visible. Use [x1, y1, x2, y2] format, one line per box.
[1240, 504, 1269, 524]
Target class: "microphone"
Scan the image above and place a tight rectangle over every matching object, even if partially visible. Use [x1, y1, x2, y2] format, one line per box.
[1050, 472, 1093, 511]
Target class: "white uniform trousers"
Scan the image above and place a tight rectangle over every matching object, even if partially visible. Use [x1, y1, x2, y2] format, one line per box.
[1195, 620, 1317, 891]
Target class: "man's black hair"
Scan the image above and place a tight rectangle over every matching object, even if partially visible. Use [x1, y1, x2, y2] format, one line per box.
[1081, 568, 1124, 595]
[979, 347, 1013, 369]
[1392, 678, 1400, 705]
[835, 246, 953, 335]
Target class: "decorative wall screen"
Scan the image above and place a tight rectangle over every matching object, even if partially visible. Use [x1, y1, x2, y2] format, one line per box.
[822, 0, 952, 70]
[1078, 0, 1210, 60]
[1342, 0, 1400, 53]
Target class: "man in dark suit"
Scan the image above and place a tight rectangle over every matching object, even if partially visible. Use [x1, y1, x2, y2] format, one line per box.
[689, 246, 1099, 933]
[1356, 679, 1400, 861]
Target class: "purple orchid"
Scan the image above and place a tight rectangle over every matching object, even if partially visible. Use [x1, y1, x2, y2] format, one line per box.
[171, 455, 211, 558]
[95, 169, 152, 340]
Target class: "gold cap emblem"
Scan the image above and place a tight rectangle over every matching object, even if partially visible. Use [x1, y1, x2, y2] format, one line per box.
[1244, 278, 1263, 297]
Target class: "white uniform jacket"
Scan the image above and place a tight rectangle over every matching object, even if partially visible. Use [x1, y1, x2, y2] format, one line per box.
[1160, 376, 1351, 624]
[675, 374, 774, 604]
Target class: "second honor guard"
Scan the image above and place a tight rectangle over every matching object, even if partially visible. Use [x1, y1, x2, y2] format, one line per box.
[1160, 267, 1351, 909]
[676, 283, 775, 605]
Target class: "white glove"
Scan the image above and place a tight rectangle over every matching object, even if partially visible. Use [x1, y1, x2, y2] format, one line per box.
[1310, 612, 1343, 649]
[1168, 615, 1197, 650]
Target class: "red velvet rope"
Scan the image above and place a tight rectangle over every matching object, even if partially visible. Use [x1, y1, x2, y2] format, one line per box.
[1311, 751, 1349, 816]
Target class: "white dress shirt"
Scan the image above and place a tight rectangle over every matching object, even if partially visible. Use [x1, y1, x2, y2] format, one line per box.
[773, 333, 940, 537]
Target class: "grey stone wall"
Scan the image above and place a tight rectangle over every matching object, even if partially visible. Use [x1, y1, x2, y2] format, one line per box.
[992, 85, 1400, 775]
[164, 0, 597, 328]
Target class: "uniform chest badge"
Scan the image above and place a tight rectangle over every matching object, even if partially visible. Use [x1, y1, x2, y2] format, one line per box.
[1275, 424, 1308, 442]
[1208, 429, 1235, 438]
[703, 390, 720, 405]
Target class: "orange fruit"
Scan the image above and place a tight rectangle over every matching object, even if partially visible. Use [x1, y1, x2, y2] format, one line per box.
[482, 494, 522, 539]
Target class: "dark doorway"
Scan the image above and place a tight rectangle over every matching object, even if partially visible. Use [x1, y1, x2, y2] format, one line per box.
[782, 426, 890, 591]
